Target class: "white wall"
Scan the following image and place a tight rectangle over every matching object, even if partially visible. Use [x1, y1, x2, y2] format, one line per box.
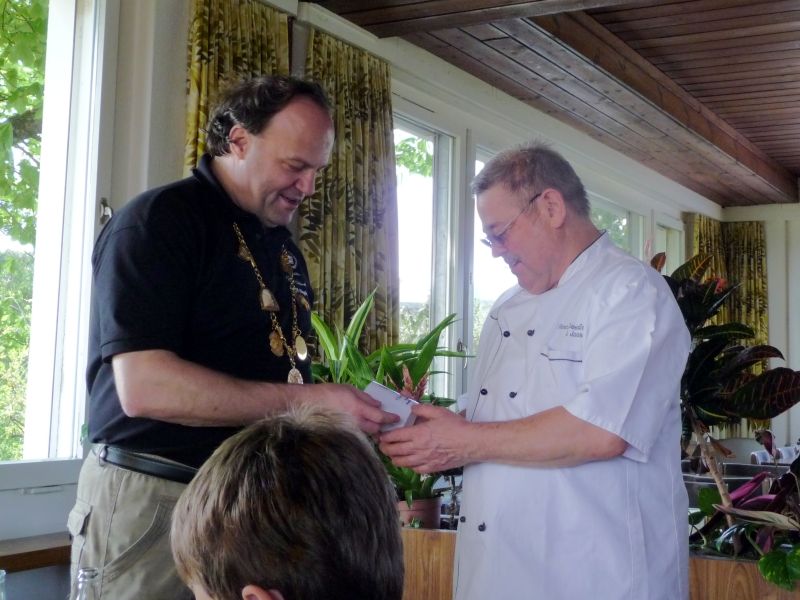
[108, 0, 190, 208]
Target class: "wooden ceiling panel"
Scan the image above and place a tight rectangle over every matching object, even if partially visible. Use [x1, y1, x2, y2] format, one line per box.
[311, 0, 800, 206]
[314, 1, 636, 37]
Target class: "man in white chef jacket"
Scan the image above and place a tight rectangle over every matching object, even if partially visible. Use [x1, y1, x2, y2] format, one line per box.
[380, 143, 691, 600]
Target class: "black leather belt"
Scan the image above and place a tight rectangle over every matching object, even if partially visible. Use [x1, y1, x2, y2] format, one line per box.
[98, 445, 197, 484]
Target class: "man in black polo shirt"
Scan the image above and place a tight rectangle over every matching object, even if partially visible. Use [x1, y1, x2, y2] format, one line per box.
[67, 76, 397, 600]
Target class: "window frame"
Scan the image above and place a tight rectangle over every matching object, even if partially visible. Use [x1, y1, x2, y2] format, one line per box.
[653, 213, 686, 273]
[1, 0, 116, 493]
[393, 112, 460, 400]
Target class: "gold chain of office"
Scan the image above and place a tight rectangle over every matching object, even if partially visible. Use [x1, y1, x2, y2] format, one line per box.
[232, 222, 308, 384]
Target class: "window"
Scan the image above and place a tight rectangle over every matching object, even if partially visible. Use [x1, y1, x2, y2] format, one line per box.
[394, 116, 454, 398]
[653, 217, 685, 273]
[394, 122, 434, 343]
[0, 0, 48, 461]
[2, 0, 109, 465]
[470, 152, 516, 352]
[590, 195, 644, 257]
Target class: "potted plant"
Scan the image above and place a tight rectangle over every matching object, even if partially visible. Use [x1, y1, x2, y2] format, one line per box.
[653, 253, 800, 589]
[311, 289, 466, 528]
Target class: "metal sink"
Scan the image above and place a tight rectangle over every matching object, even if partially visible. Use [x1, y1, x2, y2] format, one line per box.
[682, 461, 788, 507]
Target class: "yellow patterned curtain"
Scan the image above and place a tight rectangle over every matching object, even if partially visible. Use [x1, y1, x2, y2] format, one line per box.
[300, 28, 399, 352]
[690, 213, 729, 324]
[690, 213, 769, 435]
[184, 0, 289, 173]
[723, 221, 768, 356]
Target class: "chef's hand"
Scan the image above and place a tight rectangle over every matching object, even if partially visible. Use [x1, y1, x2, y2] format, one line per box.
[379, 403, 471, 473]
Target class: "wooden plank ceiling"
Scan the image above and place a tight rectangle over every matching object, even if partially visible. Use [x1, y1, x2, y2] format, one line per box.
[310, 0, 800, 207]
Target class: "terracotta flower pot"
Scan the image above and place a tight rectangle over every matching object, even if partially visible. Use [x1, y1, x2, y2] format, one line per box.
[397, 496, 443, 529]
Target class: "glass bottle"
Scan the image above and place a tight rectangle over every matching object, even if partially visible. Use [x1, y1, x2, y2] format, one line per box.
[73, 567, 100, 600]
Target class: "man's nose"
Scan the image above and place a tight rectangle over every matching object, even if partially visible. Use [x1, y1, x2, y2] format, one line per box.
[296, 170, 316, 196]
[491, 243, 506, 259]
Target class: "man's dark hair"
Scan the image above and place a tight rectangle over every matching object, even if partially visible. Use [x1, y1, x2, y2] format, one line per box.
[171, 406, 404, 600]
[205, 75, 332, 156]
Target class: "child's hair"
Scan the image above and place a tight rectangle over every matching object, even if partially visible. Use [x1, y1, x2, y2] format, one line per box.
[170, 405, 403, 600]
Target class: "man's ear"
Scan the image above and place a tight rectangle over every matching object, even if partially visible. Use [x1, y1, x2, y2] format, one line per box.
[227, 124, 249, 158]
[241, 584, 285, 600]
[538, 188, 567, 228]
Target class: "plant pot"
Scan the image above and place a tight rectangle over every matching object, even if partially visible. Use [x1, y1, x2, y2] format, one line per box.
[398, 496, 443, 529]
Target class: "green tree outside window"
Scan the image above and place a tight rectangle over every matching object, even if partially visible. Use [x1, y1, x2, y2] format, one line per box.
[0, 0, 47, 460]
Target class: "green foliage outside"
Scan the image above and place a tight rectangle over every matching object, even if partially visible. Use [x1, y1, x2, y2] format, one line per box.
[395, 136, 433, 178]
[0, 0, 48, 460]
[395, 131, 435, 345]
[399, 302, 430, 345]
[591, 206, 629, 251]
[0, 251, 32, 459]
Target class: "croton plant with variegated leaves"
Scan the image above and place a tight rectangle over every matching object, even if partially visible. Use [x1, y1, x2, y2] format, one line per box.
[653, 253, 800, 589]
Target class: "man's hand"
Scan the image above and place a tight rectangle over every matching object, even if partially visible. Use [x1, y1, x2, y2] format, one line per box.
[379, 404, 471, 473]
[298, 383, 399, 435]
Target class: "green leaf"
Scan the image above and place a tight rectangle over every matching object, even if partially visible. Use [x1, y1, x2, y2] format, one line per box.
[694, 323, 755, 342]
[786, 547, 800, 581]
[688, 508, 706, 526]
[408, 313, 458, 385]
[311, 312, 339, 359]
[343, 289, 375, 350]
[395, 137, 433, 177]
[698, 487, 722, 516]
[670, 254, 713, 282]
[760, 550, 796, 590]
[728, 368, 800, 420]
[377, 346, 403, 391]
[0, 122, 13, 151]
[420, 473, 441, 498]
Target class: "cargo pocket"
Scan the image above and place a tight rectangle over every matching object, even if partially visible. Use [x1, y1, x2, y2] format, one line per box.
[102, 498, 175, 584]
[67, 499, 92, 570]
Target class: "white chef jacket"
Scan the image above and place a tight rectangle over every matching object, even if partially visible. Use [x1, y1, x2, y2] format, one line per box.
[454, 233, 690, 600]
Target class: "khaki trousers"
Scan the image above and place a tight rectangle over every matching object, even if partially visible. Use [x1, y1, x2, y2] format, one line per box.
[67, 450, 193, 600]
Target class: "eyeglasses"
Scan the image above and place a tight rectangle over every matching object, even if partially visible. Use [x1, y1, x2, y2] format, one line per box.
[480, 191, 542, 249]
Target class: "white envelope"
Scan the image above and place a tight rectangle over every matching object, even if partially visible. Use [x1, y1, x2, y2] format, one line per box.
[364, 381, 418, 432]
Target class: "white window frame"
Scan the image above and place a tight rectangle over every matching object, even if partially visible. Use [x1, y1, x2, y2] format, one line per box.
[654, 213, 686, 274]
[0, 0, 117, 538]
[393, 112, 460, 401]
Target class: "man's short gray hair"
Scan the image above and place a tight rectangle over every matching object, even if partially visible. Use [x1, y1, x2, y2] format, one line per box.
[472, 143, 590, 216]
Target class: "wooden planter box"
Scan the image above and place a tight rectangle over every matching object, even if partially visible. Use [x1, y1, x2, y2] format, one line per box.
[400, 529, 800, 600]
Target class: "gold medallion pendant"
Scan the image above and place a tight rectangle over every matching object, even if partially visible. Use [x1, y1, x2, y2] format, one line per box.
[237, 243, 252, 263]
[233, 223, 309, 387]
[287, 368, 304, 384]
[295, 335, 308, 361]
[260, 288, 280, 312]
[269, 331, 284, 357]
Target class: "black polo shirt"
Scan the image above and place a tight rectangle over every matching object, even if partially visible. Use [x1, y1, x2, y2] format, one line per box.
[85, 154, 314, 467]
